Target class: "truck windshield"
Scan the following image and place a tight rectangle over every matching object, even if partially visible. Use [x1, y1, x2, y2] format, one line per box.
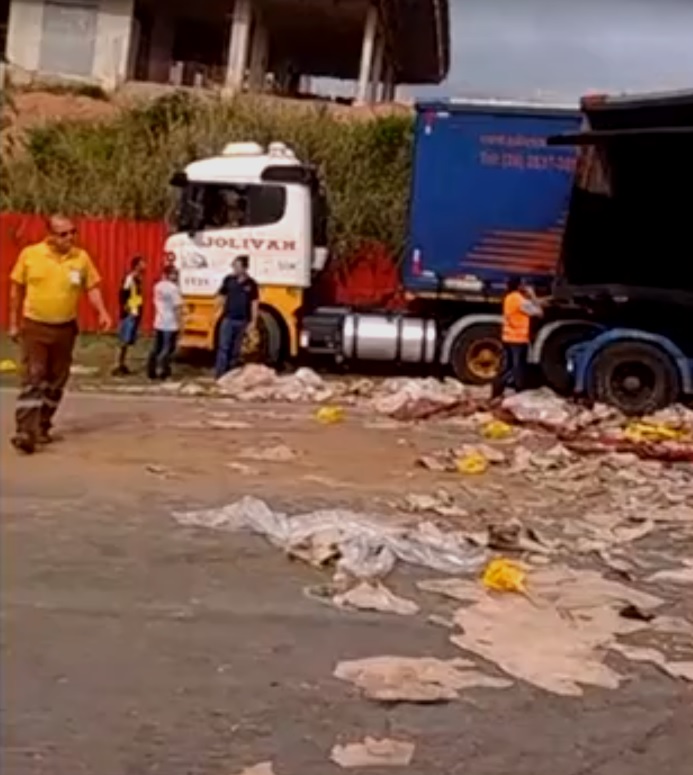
[174, 183, 287, 233]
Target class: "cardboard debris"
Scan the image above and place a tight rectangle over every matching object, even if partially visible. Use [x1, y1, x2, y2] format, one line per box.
[330, 737, 415, 768]
[420, 566, 676, 696]
[403, 491, 469, 519]
[334, 655, 511, 702]
[609, 642, 693, 683]
[646, 560, 693, 586]
[232, 763, 275, 775]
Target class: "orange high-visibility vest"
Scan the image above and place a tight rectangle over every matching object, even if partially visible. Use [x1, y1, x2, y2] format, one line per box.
[502, 291, 531, 344]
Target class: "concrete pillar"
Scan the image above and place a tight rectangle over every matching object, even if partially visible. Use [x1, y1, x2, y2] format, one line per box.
[147, 15, 175, 82]
[5, 0, 44, 74]
[369, 33, 384, 103]
[247, 16, 269, 92]
[226, 0, 252, 93]
[382, 61, 396, 102]
[355, 3, 378, 104]
[93, 0, 135, 89]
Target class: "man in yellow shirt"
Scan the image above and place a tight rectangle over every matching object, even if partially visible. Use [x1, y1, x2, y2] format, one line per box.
[9, 214, 112, 454]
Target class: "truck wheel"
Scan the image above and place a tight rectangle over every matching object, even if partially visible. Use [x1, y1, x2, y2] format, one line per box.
[243, 309, 285, 366]
[450, 324, 503, 385]
[587, 341, 679, 415]
[540, 325, 599, 395]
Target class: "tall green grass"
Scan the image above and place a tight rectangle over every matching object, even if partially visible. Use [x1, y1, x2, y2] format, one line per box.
[0, 92, 413, 257]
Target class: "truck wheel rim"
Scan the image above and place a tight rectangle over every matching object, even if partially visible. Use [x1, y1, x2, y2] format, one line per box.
[467, 339, 502, 379]
[612, 362, 655, 401]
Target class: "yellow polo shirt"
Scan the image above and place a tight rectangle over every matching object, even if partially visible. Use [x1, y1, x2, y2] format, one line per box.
[10, 241, 101, 324]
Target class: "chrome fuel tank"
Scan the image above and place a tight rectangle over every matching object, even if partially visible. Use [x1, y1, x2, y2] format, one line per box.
[342, 313, 437, 363]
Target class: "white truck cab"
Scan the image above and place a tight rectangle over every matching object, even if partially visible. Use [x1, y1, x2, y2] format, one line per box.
[165, 142, 328, 353]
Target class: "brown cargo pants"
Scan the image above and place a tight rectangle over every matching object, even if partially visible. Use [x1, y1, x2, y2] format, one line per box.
[15, 318, 77, 444]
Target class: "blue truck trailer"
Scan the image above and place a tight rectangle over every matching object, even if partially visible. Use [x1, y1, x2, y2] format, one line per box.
[302, 100, 582, 382]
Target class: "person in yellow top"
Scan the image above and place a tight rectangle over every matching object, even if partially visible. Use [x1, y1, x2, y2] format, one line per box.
[113, 255, 145, 376]
[491, 277, 544, 400]
[8, 214, 112, 454]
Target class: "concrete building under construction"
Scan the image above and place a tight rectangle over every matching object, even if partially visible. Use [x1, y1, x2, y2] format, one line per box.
[1, 0, 450, 102]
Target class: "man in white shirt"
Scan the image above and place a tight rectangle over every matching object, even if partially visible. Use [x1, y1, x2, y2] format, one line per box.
[147, 265, 183, 380]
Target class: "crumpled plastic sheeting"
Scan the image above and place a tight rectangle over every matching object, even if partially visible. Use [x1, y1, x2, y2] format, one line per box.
[372, 377, 482, 421]
[502, 389, 573, 430]
[173, 496, 487, 578]
[217, 364, 336, 403]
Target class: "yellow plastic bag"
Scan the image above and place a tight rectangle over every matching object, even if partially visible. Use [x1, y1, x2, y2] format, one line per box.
[481, 419, 513, 440]
[0, 359, 17, 374]
[482, 558, 527, 594]
[624, 421, 689, 443]
[316, 405, 345, 425]
[455, 451, 488, 475]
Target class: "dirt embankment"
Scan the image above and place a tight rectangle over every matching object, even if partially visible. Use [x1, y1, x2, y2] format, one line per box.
[1, 86, 412, 139]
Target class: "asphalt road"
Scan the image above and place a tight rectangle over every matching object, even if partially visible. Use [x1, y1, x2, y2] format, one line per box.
[2, 392, 692, 775]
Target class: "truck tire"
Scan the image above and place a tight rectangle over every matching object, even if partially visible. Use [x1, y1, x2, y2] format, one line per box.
[244, 309, 285, 366]
[214, 309, 285, 367]
[540, 325, 599, 395]
[450, 324, 503, 385]
[587, 341, 680, 415]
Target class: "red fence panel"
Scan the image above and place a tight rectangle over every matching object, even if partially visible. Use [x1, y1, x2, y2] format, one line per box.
[1, 213, 404, 333]
[0, 213, 166, 332]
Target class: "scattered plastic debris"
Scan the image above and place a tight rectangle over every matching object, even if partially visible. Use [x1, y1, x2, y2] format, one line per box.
[330, 737, 415, 768]
[482, 558, 527, 594]
[456, 450, 489, 475]
[372, 377, 479, 421]
[69, 363, 99, 376]
[481, 419, 513, 440]
[316, 405, 346, 424]
[237, 444, 298, 463]
[226, 462, 261, 476]
[174, 497, 487, 579]
[217, 364, 335, 403]
[333, 581, 420, 616]
[502, 388, 572, 430]
[333, 655, 511, 703]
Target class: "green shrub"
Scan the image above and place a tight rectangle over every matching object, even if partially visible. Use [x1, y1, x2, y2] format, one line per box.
[0, 92, 413, 258]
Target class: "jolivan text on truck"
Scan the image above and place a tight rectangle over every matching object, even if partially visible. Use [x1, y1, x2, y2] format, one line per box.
[165, 100, 580, 384]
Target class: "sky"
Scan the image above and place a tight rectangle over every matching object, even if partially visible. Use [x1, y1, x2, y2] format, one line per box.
[419, 0, 693, 101]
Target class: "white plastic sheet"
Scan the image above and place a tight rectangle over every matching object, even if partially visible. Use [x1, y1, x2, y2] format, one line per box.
[173, 496, 487, 578]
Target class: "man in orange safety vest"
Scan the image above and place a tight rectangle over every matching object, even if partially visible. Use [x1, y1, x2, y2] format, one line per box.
[491, 277, 544, 400]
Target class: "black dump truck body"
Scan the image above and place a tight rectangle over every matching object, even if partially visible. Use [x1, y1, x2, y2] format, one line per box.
[540, 89, 693, 413]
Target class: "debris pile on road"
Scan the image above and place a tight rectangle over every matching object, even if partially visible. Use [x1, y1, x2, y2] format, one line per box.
[173, 495, 487, 579]
[217, 364, 337, 403]
[498, 388, 693, 461]
[420, 564, 693, 695]
[371, 377, 483, 421]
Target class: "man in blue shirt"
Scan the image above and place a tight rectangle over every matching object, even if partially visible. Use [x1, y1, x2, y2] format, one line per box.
[215, 255, 259, 378]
